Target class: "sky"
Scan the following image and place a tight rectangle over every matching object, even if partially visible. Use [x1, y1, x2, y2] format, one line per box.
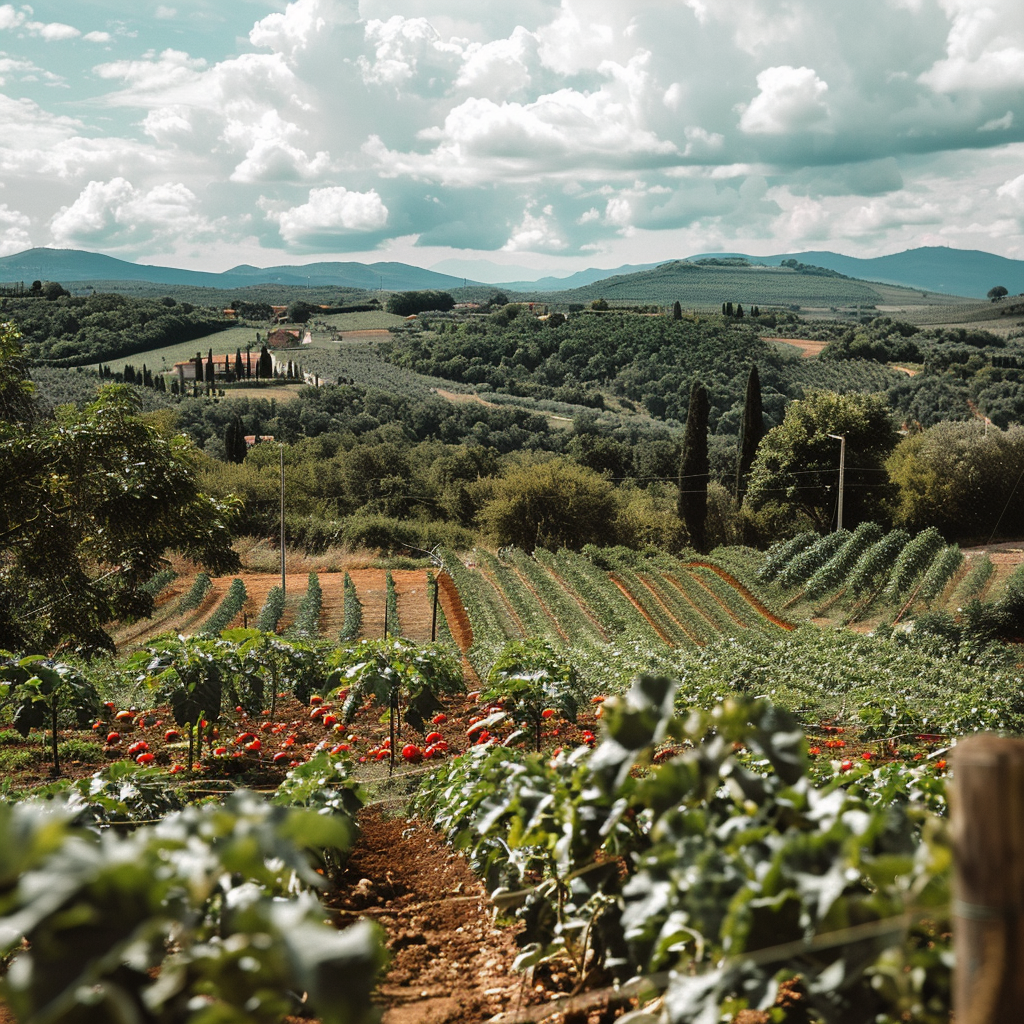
[0, 0, 1022, 280]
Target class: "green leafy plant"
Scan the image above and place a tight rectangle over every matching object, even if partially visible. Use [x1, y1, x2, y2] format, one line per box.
[0, 793, 385, 1024]
[254, 584, 285, 632]
[292, 572, 323, 638]
[326, 638, 462, 769]
[482, 638, 583, 750]
[201, 577, 247, 635]
[340, 571, 362, 641]
[130, 635, 223, 770]
[0, 652, 100, 775]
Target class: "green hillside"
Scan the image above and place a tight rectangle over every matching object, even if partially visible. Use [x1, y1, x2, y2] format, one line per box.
[526, 260, 962, 309]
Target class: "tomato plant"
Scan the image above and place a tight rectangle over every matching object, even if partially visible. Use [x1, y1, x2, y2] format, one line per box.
[0, 651, 100, 775]
[325, 638, 462, 772]
[481, 638, 582, 750]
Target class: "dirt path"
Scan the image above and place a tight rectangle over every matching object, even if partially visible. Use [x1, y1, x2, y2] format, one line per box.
[326, 809, 532, 1024]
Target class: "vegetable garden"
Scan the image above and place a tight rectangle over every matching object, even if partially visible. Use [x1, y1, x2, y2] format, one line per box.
[1, 540, 1022, 1021]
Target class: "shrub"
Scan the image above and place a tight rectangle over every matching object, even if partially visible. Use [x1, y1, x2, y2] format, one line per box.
[340, 572, 362, 642]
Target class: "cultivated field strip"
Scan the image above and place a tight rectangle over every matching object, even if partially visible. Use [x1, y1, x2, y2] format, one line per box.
[443, 548, 789, 671]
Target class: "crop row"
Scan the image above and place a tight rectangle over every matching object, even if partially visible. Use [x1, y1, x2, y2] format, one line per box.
[291, 571, 323, 637]
[200, 577, 247, 636]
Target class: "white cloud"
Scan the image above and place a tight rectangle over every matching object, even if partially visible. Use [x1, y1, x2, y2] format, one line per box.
[979, 111, 1014, 131]
[738, 65, 829, 133]
[226, 111, 331, 183]
[49, 178, 217, 250]
[0, 53, 61, 85]
[455, 26, 536, 98]
[366, 54, 678, 186]
[0, 5, 84, 40]
[155, 6, 176, 19]
[502, 204, 567, 252]
[250, 0, 356, 60]
[357, 15, 464, 87]
[0, 202, 30, 255]
[920, 0, 1024, 91]
[847, 195, 945, 235]
[263, 186, 388, 243]
[997, 173, 1024, 210]
[83, 31, 111, 43]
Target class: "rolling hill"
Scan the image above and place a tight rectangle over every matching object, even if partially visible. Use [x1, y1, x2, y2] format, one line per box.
[0, 248, 478, 293]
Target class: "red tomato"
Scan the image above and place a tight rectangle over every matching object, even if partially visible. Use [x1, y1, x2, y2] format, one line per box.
[106, 732, 120, 744]
[840, 760, 853, 772]
[128, 741, 149, 756]
[431, 713, 447, 725]
[541, 708, 556, 719]
[164, 729, 180, 742]
[169, 764, 185, 774]
[401, 744, 423, 762]
[425, 731, 443, 744]
[330, 743, 350, 754]
[136, 753, 155, 765]
[235, 706, 244, 714]
[322, 714, 337, 727]
[273, 752, 290, 763]
[310, 695, 323, 705]
[115, 710, 133, 722]
[246, 739, 262, 752]
[467, 691, 481, 702]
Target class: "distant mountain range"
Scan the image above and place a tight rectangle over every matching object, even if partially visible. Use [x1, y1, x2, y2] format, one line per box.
[0, 248, 473, 293]
[1, 245, 1021, 300]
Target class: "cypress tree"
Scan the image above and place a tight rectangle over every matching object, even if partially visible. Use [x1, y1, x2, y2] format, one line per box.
[677, 382, 709, 552]
[736, 303, 744, 318]
[672, 300, 682, 320]
[246, 348, 252, 379]
[725, 302, 734, 316]
[235, 348, 243, 379]
[735, 364, 764, 506]
[259, 345, 273, 379]
[224, 414, 247, 463]
[205, 348, 214, 385]
[193, 352, 203, 383]
[721, 302, 727, 316]
[123, 364, 135, 385]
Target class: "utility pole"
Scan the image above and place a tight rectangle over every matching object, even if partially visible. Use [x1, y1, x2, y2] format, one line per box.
[280, 444, 286, 598]
[827, 434, 846, 531]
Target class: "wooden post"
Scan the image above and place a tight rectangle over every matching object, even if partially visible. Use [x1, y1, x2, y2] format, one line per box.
[952, 734, 1024, 1021]
[430, 574, 439, 642]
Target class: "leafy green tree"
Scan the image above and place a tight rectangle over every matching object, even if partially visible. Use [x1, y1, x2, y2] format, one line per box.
[672, 300, 682, 320]
[886, 421, 1024, 540]
[745, 390, 898, 533]
[479, 457, 618, 551]
[0, 329, 239, 653]
[988, 285, 1009, 301]
[385, 290, 455, 316]
[735, 364, 764, 505]
[677, 382, 709, 551]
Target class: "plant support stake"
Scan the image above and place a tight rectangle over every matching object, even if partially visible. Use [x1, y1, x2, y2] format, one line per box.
[280, 443, 286, 598]
[952, 734, 1024, 1021]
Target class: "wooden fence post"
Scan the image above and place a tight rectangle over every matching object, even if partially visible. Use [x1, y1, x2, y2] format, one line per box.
[952, 734, 1024, 1022]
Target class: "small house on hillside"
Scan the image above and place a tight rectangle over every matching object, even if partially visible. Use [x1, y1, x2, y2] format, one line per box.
[243, 435, 274, 448]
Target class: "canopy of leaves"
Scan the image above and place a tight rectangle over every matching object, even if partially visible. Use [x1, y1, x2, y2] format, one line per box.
[0, 328, 239, 653]
[745, 390, 898, 534]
